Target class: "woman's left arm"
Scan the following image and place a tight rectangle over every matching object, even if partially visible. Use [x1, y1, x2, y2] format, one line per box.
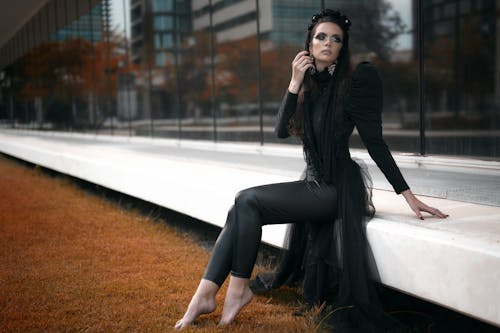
[401, 189, 448, 220]
[347, 62, 448, 220]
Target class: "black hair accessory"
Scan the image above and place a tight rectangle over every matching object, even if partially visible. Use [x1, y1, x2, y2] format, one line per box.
[308, 9, 351, 32]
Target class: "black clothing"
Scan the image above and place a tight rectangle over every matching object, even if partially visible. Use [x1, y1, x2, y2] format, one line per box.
[203, 62, 409, 332]
[203, 181, 337, 285]
[276, 62, 408, 193]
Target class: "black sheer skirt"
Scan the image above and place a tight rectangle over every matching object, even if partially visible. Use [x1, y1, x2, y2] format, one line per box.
[251, 158, 406, 332]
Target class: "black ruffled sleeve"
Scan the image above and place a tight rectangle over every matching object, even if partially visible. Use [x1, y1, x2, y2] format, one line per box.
[275, 91, 298, 139]
[346, 62, 409, 194]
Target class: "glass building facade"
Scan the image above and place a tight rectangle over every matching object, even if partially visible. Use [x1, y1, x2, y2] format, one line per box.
[0, 0, 499, 159]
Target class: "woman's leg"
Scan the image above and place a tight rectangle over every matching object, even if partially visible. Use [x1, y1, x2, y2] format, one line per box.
[203, 206, 237, 285]
[174, 279, 219, 330]
[229, 181, 337, 279]
[219, 276, 254, 325]
[203, 181, 336, 286]
[218, 181, 337, 325]
[175, 181, 337, 328]
[174, 207, 237, 330]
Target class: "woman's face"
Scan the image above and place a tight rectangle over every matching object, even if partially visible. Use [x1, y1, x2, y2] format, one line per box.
[309, 22, 343, 71]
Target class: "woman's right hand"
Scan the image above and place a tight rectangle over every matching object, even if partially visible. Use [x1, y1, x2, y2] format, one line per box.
[288, 51, 314, 94]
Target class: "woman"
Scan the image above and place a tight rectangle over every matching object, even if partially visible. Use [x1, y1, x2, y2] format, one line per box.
[175, 9, 448, 331]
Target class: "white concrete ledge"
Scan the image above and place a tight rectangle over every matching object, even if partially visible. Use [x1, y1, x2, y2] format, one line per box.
[0, 129, 499, 327]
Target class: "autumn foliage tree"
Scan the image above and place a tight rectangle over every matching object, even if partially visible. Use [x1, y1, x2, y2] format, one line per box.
[160, 30, 212, 120]
[166, 32, 262, 120]
[17, 31, 134, 128]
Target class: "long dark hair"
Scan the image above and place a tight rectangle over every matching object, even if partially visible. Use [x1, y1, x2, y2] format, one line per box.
[289, 9, 352, 138]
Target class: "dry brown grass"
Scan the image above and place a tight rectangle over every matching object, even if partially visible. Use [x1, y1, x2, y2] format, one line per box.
[0, 155, 312, 332]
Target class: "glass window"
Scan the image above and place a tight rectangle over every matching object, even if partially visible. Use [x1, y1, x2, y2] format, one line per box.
[48, 1, 58, 40]
[175, 0, 189, 12]
[212, 10, 260, 142]
[433, 6, 441, 20]
[460, 0, 471, 14]
[155, 52, 166, 66]
[154, 15, 174, 30]
[437, 21, 453, 35]
[153, 0, 173, 12]
[172, 27, 215, 140]
[155, 33, 162, 49]
[444, 3, 456, 18]
[162, 34, 174, 48]
[131, 4, 142, 21]
[176, 14, 191, 31]
[1, 0, 498, 159]
[424, 0, 499, 158]
[154, 33, 174, 49]
[55, 0, 67, 31]
[38, 7, 48, 46]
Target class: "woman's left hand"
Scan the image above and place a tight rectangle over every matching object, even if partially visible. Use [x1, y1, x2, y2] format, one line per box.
[401, 189, 449, 220]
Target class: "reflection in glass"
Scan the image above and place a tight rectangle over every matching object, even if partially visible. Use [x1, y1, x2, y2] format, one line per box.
[153, 0, 174, 12]
[0, 0, 498, 159]
[211, 1, 260, 142]
[423, 0, 499, 158]
[154, 15, 174, 30]
[176, 27, 215, 141]
[260, 0, 322, 144]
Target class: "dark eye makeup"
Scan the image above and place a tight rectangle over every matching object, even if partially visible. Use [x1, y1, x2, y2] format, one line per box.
[314, 32, 342, 44]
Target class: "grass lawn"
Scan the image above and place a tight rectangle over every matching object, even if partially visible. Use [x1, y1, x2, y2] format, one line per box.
[0, 155, 310, 332]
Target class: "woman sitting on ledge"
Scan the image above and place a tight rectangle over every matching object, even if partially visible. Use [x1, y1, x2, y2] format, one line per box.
[175, 9, 448, 332]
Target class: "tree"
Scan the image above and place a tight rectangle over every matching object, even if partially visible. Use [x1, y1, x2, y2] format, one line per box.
[345, 0, 407, 61]
[16, 28, 133, 128]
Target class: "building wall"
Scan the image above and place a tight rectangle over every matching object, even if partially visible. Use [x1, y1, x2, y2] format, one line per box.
[0, 0, 499, 159]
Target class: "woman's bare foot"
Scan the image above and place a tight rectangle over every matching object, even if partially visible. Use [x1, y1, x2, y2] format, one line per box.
[174, 279, 219, 330]
[219, 276, 254, 326]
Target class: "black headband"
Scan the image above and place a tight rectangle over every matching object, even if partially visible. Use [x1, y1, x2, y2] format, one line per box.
[308, 9, 351, 32]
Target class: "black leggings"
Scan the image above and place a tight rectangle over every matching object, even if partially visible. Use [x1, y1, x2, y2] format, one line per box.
[203, 180, 338, 286]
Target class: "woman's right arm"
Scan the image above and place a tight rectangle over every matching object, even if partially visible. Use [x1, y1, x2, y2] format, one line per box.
[275, 51, 313, 138]
[275, 91, 298, 139]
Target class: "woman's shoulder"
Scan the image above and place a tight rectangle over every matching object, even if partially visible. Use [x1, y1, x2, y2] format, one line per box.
[352, 61, 380, 80]
[350, 61, 382, 88]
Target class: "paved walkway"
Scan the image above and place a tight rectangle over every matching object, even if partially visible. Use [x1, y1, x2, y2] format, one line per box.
[0, 129, 499, 327]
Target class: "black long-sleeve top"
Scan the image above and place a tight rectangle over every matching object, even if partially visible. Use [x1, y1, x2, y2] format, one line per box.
[275, 62, 409, 194]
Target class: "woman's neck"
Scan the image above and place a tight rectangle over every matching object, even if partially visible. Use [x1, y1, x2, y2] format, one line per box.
[315, 63, 328, 72]
[315, 60, 333, 72]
